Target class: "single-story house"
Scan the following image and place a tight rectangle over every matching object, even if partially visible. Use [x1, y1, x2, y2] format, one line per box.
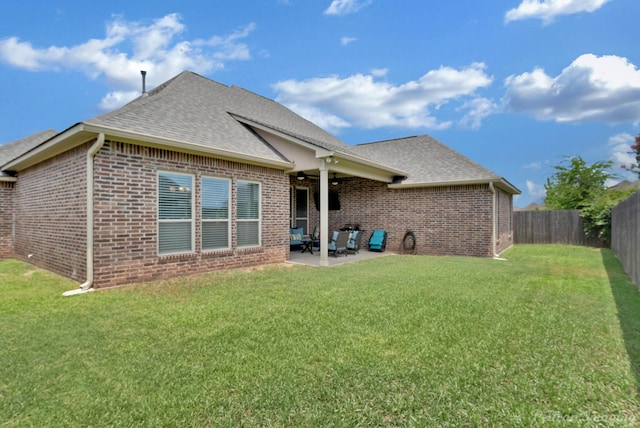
[0, 71, 519, 293]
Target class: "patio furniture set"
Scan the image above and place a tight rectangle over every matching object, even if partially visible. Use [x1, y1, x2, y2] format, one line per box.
[290, 227, 387, 257]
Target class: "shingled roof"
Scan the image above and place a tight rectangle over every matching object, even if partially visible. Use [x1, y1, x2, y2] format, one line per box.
[352, 135, 520, 193]
[0, 129, 58, 175]
[1, 72, 517, 193]
[86, 71, 356, 164]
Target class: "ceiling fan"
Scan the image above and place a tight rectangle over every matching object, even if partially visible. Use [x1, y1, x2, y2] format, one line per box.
[296, 171, 341, 186]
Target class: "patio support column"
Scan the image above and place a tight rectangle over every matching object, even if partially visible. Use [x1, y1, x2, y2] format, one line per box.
[319, 163, 329, 266]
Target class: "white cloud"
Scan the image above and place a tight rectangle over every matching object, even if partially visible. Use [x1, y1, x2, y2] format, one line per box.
[370, 68, 388, 77]
[284, 104, 352, 133]
[608, 132, 638, 181]
[325, 0, 372, 16]
[503, 54, 640, 124]
[340, 37, 357, 46]
[526, 180, 546, 198]
[505, 0, 611, 24]
[98, 90, 141, 111]
[457, 97, 497, 129]
[0, 14, 256, 110]
[273, 63, 494, 132]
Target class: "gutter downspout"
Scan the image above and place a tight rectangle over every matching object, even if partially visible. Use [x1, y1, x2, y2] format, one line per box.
[63, 133, 105, 296]
[489, 182, 506, 261]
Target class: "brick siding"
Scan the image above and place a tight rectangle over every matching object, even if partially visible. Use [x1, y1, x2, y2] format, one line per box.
[12, 144, 88, 280]
[7, 136, 513, 288]
[0, 181, 15, 259]
[91, 141, 289, 288]
[290, 176, 512, 257]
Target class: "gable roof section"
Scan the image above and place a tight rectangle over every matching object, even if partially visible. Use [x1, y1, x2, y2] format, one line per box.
[85, 71, 371, 166]
[86, 72, 290, 164]
[352, 135, 520, 194]
[2, 71, 405, 178]
[0, 129, 58, 176]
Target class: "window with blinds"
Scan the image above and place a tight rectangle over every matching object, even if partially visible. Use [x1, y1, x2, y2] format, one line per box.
[237, 180, 261, 247]
[202, 176, 230, 250]
[158, 172, 194, 255]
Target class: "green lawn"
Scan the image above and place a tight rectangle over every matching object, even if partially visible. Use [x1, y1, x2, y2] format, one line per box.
[1, 245, 639, 427]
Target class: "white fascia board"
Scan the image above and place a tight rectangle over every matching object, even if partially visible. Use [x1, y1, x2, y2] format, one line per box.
[231, 114, 409, 179]
[6, 123, 294, 171]
[82, 124, 294, 169]
[389, 177, 521, 194]
[329, 151, 409, 177]
[230, 115, 334, 158]
[2, 123, 86, 171]
[0, 176, 17, 182]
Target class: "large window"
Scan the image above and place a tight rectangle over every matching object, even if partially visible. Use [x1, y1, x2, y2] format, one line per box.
[158, 172, 194, 255]
[202, 177, 230, 250]
[237, 180, 261, 247]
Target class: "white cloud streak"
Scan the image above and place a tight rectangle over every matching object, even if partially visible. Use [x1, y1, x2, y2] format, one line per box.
[340, 37, 357, 46]
[608, 132, 638, 181]
[526, 180, 546, 198]
[325, 0, 373, 16]
[457, 97, 498, 129]
[503, 54, 640, 124]
[505, 0, 612, 24]
[0, 14, 256, 110]
[273, 63, 494, 133]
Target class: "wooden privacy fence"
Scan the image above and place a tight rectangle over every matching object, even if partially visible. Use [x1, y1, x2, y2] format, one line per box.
[611, 190, 640, 289]
[514, 210, 605, 247]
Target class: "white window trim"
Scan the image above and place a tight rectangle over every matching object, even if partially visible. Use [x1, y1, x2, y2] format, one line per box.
[157, 171, 195, 255]
[201, 176, 231, 251]
[237, 179, 262, 248]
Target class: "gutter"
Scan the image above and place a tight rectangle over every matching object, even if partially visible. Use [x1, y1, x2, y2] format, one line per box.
[388, 177, 520, 194]
[4, 123, 294, 173]
[63, 133, 105, 296]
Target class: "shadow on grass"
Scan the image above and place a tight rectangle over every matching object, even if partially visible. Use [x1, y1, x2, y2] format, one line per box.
[601, 249, 640, 399]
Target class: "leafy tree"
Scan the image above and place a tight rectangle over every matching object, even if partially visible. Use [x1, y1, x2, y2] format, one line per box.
[621, 133, 640, 178]
[544, 156, 614, 210]
[581, 186, 636, 244]
[543, 156, 629, 245]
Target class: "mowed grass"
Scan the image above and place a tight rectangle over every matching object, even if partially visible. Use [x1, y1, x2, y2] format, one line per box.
[1, 245, 639, 427]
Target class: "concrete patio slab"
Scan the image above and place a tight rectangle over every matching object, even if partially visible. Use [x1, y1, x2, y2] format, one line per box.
[287, 247, 395, 267]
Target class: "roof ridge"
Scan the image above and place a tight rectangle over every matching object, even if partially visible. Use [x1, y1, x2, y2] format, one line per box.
[355, 135, 420, 147]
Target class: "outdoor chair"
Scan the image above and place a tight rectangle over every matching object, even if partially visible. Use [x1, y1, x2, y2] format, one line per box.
[347, 230, 362, 255]
[368, 229, 387, 252]
[289, 227, 305, 248]
[310, 226, 320, 248]
[327, 231, 349, 257]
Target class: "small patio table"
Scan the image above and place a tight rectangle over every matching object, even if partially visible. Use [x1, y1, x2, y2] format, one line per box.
[300, 238, 314, 254]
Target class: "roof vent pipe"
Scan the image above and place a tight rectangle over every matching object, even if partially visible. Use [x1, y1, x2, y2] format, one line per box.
[141, 70, 147, 94]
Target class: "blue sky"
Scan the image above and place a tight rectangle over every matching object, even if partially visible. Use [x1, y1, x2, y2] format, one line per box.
[1, 0, 639, 207]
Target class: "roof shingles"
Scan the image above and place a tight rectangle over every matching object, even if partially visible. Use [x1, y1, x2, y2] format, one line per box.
[0, 129, 58, 172]
[87, 71, 354, 163]
[352, 135, 505, 186]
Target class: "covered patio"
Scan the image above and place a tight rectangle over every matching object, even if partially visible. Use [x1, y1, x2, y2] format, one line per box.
[287, 246, 395, 267]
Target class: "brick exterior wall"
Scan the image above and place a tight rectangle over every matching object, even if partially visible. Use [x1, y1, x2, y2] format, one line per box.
[7, 136, 513, 288]
[0, 181, 15, 259]
[91, 141, 289, 288]
[13, 144, 88, 281]
[290, 176, 513, 257]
